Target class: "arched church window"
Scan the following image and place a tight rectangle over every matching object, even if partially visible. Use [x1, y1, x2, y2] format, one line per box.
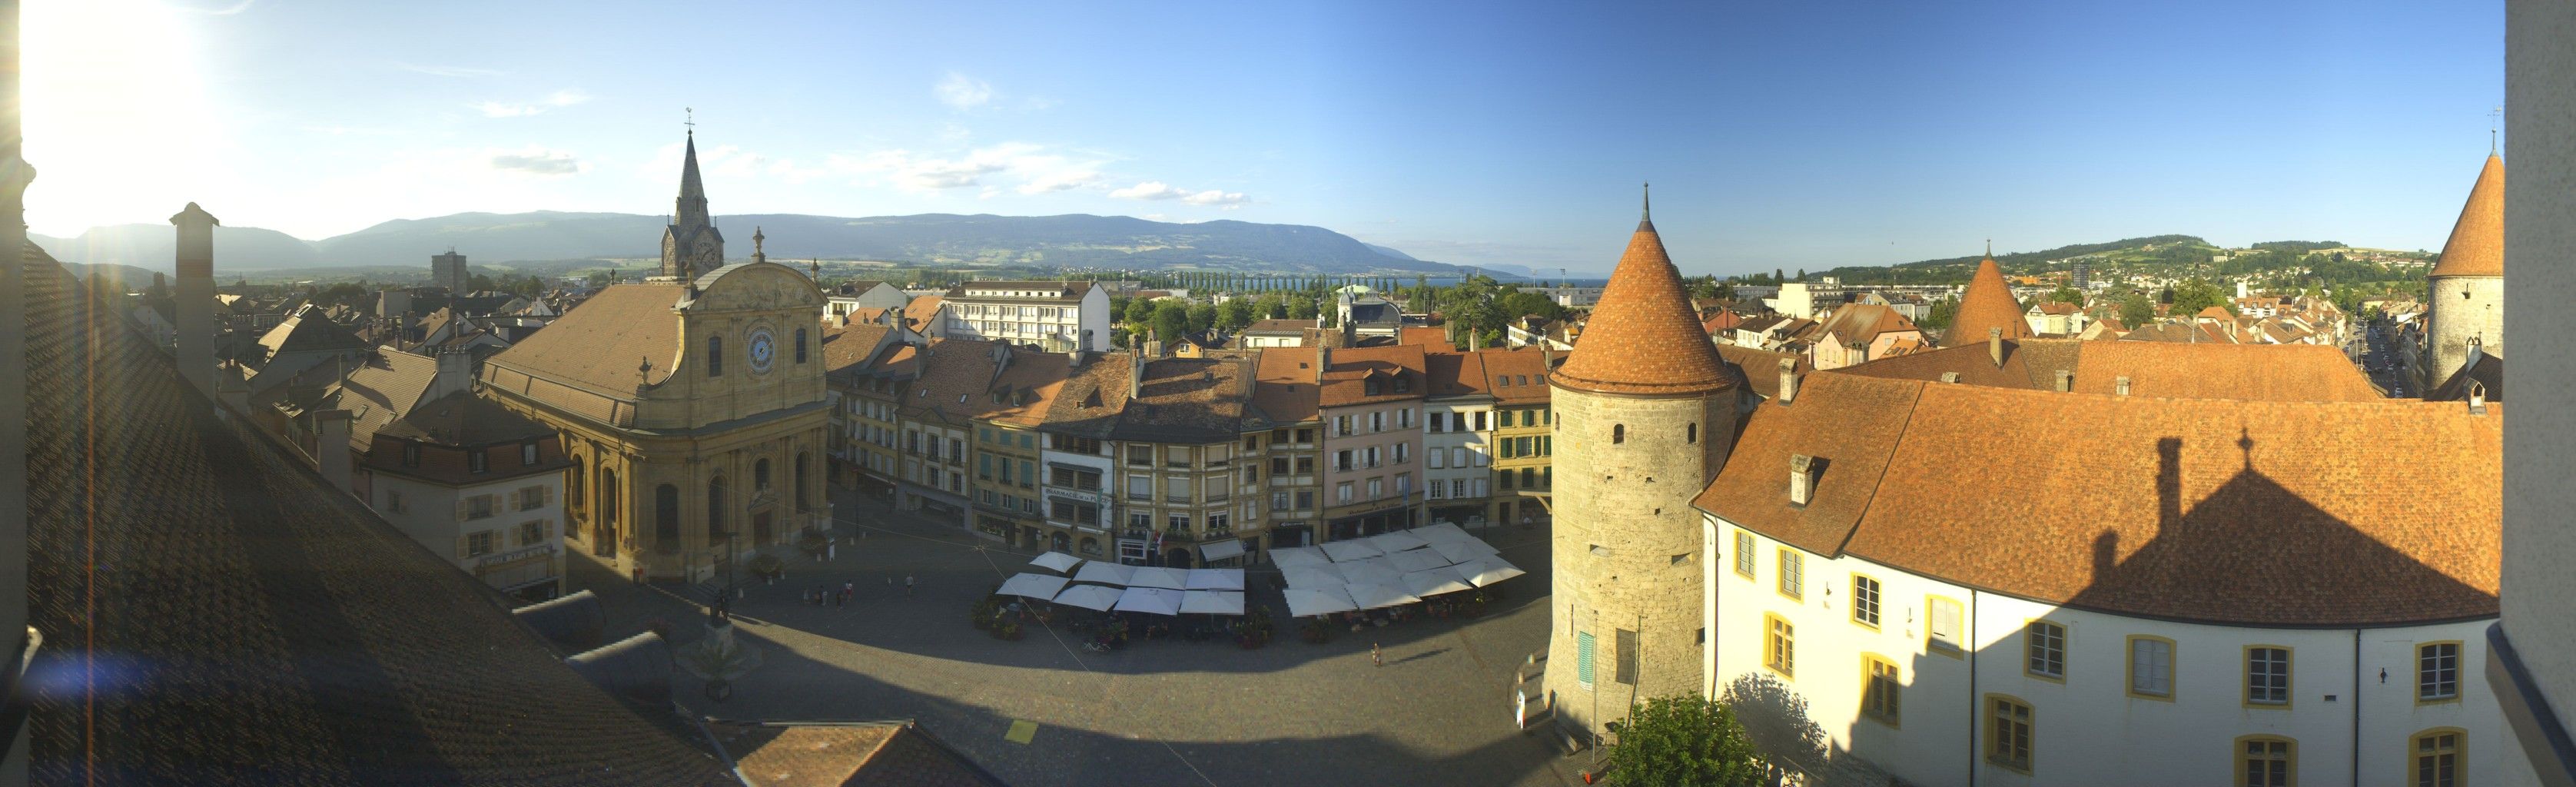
[755, 458, 772, 491]
[707, 477, 729, 545]
[708, 336, 724, 377]
[795, 328, 808, 364]
[1688, 423, 1698, 444]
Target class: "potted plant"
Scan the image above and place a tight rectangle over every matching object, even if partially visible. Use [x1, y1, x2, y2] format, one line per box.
[970, 598, 999, 629]
[748, 553, 785, 581]
[994, 618, 1023, 641]
[1300, 618, 1333, 644]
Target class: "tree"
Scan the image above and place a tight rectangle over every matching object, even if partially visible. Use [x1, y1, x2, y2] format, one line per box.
[2168, 278, 2232, 317]
[1253, 292, 1286, 320]
[1124, 298, 1156, 325]
[468, 273, 494, 293]
[2119, 291, 2157, 326]
[1215, 298, 1256, 333]
[1286, 294, 1319, 320]
[1151, 301, 1190, 344]
[1919, 297, 1957, 330]
[1599, 693, 1765, 787]
[1686, 275, 1722, 301]
[2047, 286, 2083, 305]
[1185, 301, 1217, 335]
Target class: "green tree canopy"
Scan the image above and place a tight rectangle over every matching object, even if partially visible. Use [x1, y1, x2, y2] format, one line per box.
[1150, 301, 1190, 344]
[1286, 294, 1319, 320]
[1919, 297, 1957, 330]
[2048, 286, 2083, 305]
[1124, 298, 1156, 325]
[1185, 301, 1217, 335]
[1600, 693, 1765, 787]
[2119, 291, 2157, 326]
[2167, 278, 2232, 317]
[1216, 298, 1256, 333]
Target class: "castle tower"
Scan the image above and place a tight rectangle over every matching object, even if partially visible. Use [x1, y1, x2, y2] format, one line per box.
[1543, 188, 1738, 741]
[1942, 253, 2033, 347]
[2424, 152, 2504, 387]
[659, 129, 725, 280]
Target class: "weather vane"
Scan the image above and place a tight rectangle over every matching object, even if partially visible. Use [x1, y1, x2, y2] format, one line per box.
[2491, 105, 2501, 153]
[685, 107, 695, 131]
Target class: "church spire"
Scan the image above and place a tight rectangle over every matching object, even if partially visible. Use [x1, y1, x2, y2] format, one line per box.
[658, 114, 725, 281]
[1638, 181, 1652, 231]
[676, 128, 709, 228]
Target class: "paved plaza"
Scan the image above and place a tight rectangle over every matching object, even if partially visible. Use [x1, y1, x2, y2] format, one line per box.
[567, 487, 1588, 787]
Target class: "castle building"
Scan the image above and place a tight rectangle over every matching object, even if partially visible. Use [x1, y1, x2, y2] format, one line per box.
[480, 132, 831, 582]
[2422, 152, 2505, 390]
[1542, 194, 1740, 740]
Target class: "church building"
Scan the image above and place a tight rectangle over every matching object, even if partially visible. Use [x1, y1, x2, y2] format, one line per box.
[480, 130, 833, 583]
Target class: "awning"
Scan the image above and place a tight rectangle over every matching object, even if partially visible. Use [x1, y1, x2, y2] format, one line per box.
[1452, 556, 1526, 587]
[1127, 566, 1190, 590]
[1113, 586, 1184, 616]
[1320, 540, 1384, 563]
[997, 573, 1070, 601]
[1284, 587, 1358, 618]
[1051, 584, 1124, 611]
[1028, 551, 1083, 573]
[1387, 549, 1452, 573]
[1184, 568, 1245, 591]
[1366, 530, 1431, 553]
[1179, 590, 1245, 616]
[1269, 546, 1329, 570]
[1283, 565, 1347, 589]
[1430, 538, 1502, 564]
[1336, 557, 1403, 587]
[1401, 568, 1474, 598]
[1072, 563, 1136, 587]
[1199, 538, 1248, 562]
[1412, 522, 1477, 545]
[1346, 583, 1423, 610]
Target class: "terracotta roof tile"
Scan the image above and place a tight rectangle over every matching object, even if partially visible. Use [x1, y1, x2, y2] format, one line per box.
[1549, 219, 1733, 396]
[1476, 348, 1553, 404]
[1423, 351, 1490, 399]
[1400, 325, 1454, 351]
[1715, 344, 1810, 400]
[1316, 344, 1429, 407]
[2429, 153, 2505, 277]
[1942, 257, 2033, 347]
[487, 282, 685, 396]
[1250, 347, 1323, 424]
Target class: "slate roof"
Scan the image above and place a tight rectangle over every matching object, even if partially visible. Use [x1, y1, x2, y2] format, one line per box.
[487, 282, 685, 396]
[1549, 217, 1733, 396]
[18, 245, 736, 784]
[1941, 257, 2034, 347]
[1698, 373, 2501, 626]
[1241, 319, 1310, 335]
[2428, 153, 2505, 277]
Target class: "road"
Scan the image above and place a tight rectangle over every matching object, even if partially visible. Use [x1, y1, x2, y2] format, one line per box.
[2354, 325, 2414, 397]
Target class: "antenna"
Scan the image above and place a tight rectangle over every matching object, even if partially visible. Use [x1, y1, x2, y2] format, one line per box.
[2491, 105, 2502, 153]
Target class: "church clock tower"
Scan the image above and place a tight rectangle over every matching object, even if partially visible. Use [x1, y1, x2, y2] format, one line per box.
[659, 128, 725, 280]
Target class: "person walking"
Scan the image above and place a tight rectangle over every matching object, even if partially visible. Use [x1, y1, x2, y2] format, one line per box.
[905, 575, 916, 598]
[630, 563, 645, 586]
[1372, 643, 1384, 668]
[841, 580, 855, 607]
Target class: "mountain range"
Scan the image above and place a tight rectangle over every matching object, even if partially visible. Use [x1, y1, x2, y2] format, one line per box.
[31, 211, 1515, 278]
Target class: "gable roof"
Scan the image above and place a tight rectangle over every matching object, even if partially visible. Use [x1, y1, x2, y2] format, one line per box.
[1316, 344, 1429, 407]
[1715, 344, 1811, 401]
[1250, 347, 1323, 424]
[1942, 257, 2033, 347]
[1811, 303, 1919, 347]
[1549, 215, 1733, 396]
[2429, 153, 2505, 277]
[255, 304, 368, 359]
[1478, 347, 1553, 404]
[1422, 350, 1490, 400]
[307, 348, 440, 450]
[488, 282, 685, 395]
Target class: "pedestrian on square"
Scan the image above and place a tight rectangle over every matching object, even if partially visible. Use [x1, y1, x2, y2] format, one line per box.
[1372, 643, 1383, 668]
[842, 580, 855, 607]
[631, 564, 644, 585]
[905, 575, 915, 598]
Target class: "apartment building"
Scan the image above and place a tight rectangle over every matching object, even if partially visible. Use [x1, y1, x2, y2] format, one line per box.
[1422, 350, 1495, 530]
[1482, 347, 1555, 529]
[940, 280, 1113, 353]
[1313, 344, 1429, 541]
[1251, 348, 1329, 548]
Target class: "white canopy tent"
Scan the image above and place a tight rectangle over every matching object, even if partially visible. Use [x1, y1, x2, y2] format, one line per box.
[1184, 568, 1245, 591]
[1320, 540, 1384, 563]
[1336, 557, 1404, 587]
[1430, 538, 1502, 564]
[1400, 568, 1474, 598]
[1072, 562, 1136, 587]
[1284, 587, 1359, 618]
[1198, 538, 1249, 563]
[1052, 584, 1124, 612]
[1179, 590, 1246, 616]
[1386, 549, 1452, 574]
[1346, 583, 1423, 610]
[1411, 522, 1476, 544]
[1127, 566, 1190, 590]
[1027, 551, 1084, 573]
[996, 573, 1070, 601]
[1268, 546, 1330, 570]
[1452, 556, 1527, 587]
[1283, 566, 1348, 589]
[1366, 530, 1431, 553]
[1114, 586, 1185, 616]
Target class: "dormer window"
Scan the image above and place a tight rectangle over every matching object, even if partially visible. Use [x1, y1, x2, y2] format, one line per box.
[401, 443, 421, 467]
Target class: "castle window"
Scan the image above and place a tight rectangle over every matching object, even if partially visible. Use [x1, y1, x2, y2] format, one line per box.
[1776, 549, 1803, 599]
[2417, 642, 2461, 702]
[1864, 655, 1901, 727]
[1851, 574, 1881, 627]
[2238, 736, 2295, 787]
[2247, 646, 2291, 707]
[2027, 621, 2066, 679]
[1986, 696, 2033, 773]
[1688, 423, 1698, 444]
[1612, 424, 1625, 443]
[2127, 636, 2176, 699]
[1764, 614, 1794, 677]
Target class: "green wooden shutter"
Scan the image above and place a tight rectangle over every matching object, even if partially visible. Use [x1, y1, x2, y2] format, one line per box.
[1575, 632, 1596, 690]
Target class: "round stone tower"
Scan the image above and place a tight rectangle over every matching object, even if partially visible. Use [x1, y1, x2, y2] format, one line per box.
[2425, 152, 2505, 388]
[1542, 192, 1738, 742]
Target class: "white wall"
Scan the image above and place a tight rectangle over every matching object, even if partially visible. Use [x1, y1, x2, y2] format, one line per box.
[1710, 516, 2499, 786]
[2501, 4, 2576, 782]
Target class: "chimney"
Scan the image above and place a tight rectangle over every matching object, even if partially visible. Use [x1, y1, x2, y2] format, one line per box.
[1938, 371, 1960, 384]
[216, 361, 250, 413]
[171, 202, 221, 397]
[1316, 347, 1331, 386]
[1777, 358, 1798, 403]
[2115, 376, 2132, 396]
[1128, 345, 1144, 399]
[2053, 369, 2072, 393]
[431, 347, 473, 400]
[1987, 327, 2003, 367]
[1145, 328, 1164, 360]
[314, 409, 355, 495]
[1788, 454, 1814, 506]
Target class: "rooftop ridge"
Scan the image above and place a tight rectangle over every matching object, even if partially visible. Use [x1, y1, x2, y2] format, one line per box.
[1940, 256, 2034, 347]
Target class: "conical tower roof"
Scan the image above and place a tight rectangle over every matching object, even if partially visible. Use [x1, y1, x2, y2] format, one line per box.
[1940, 257, 2033, 347]
[1550, 198, 1733, 397]
[679, 131, 705, 204]
[2429, 153, 2504, 278]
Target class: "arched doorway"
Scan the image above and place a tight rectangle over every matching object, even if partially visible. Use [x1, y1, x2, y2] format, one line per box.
[1078, 536, 1101, 558]
[1166, 548, 1193, 569]
[655, 484, 680, 554]
[1050, 532, 1071, 553]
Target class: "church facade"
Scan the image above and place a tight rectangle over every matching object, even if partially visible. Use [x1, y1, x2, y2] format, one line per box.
[480, 132, 832, 582]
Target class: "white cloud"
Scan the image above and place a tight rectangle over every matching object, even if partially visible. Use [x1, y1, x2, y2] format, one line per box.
[1015, 167, 1100, 194]
[1112, 181, 1250, 208]
[473, 89, 590, 118]
[546, 90, 590, 107]
[1109, 181, 1183, 200]
[1183, 189, 1249, 208]
[488, 146, 584, 176]
[828, 141, 1109, 194]
[935, 71, 992, 110]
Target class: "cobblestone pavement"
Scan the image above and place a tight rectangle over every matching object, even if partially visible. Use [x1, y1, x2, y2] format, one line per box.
[566, 486, 1588, 787]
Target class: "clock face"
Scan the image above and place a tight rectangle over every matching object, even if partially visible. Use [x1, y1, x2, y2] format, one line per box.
[747, 328, 776, 374]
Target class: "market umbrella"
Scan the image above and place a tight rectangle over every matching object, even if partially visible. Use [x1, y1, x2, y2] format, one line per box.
[1283, 587, 1359, 618]
[1412, 522, 1476, 544]
[1336, 557, 1403, 587]
[1027, 551, 1083, 573]
[1387, 549, 1452, 573]
[1127, 566, 1190, 590]
[1346, 582, 1423, 610]
[1269, 546, 1329, 570]
[996, 573, 1069, 601]
[1179, 590, 1246, 616]
[1072, 562, 1136, 587]
[1114, 586, 1184, 616]
[1400, 568, 1474, 598]
[1052, 584, 1124, 612]
[1283, 565, 1347, 589]
[1452, 556, 1526, 587]
[1431, 538, 1502, 564]
[1320, 540, 1384, 563]
[1185, 568, 1245, 591]
[1368, 530, 1432, 552]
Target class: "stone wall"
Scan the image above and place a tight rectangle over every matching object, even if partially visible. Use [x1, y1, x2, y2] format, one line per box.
[2425, 274, 2502, 388]
[1542, 384, 1734, 739]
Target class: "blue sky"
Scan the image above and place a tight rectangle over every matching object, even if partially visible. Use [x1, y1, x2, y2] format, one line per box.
[23, 0, 2503, 275]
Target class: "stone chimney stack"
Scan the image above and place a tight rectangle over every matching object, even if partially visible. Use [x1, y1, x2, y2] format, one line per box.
[430, 347, 473, 400]
[1987, 327, 2003, 367]
[2054, 369, 2073, 393]
[1128, 343, 1144, 400]
[1777, 358, 1798, 404]
[171, 202, 220, 397]
[1788, 454, 1814, 506]
[1939, 371, 1960, 384]
[1316, 347, 1331, 386]
[1144, 328, 1164, 360]
[314, 409, 355, 495]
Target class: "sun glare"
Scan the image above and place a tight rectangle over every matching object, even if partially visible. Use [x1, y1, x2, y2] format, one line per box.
[23, 0, 221, 237]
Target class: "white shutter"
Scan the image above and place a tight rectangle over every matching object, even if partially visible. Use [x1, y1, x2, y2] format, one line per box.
[454, 498, 470, 522]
